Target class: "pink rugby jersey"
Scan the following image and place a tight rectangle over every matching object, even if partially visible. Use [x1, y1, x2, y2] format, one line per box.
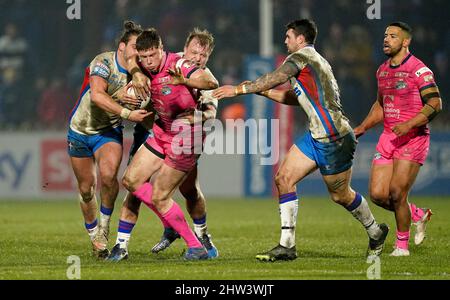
[377, 53, 437, 135]
[139, 52, 200, 134]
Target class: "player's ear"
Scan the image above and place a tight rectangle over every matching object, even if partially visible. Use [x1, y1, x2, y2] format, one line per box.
[403, 37, 411, 48]
[119, 42, 126, 51]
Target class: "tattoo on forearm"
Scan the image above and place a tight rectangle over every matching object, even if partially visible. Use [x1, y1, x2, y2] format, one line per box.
[245, 62, 299, 94]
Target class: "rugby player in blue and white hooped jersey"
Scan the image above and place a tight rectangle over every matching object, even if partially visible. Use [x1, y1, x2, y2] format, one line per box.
[214, 19, 388, 261]
[67, 21, 152, 258]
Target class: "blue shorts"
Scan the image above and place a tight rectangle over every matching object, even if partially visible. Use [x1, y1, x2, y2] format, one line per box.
[295, 131, 356, 175]
[67, 127, 123, 158]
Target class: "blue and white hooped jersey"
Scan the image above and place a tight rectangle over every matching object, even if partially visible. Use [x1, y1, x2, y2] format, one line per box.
[286, 46, 352, 143]
[69, 51, 129, 135]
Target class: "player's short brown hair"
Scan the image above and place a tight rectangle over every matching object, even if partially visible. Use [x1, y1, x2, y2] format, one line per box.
[184, 28, 215, 54]
[118, 20, 143, 45]
[286, 19, 318, 45]
[136, 28, 162, 51]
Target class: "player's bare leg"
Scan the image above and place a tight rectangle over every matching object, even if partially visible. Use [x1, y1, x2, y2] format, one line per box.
[370, 162, 430, 248]
[93, 142, 123, 251]
[108, 145, 163, 261]
[369, 164, 395, 211]
[257, 145, 316, 262]
[133, 163, 208, 260]
[323, 167, 389, 258]
[70, 156, 105, 258]
[389, 159, 421, 256]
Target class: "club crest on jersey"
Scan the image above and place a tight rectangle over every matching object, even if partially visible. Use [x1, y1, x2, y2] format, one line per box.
[395, 80, 407, 90]
[162, 86, 172, 95]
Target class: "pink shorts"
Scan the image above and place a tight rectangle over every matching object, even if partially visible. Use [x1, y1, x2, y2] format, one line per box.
[145, 123, 204, 172]
[373, 131, 430, 165]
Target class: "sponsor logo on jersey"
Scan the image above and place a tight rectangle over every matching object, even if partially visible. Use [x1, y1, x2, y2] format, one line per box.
[395, 72, 409, 78]
[383, 95, 394, 102]
[156, 76, 171, 84]
[415, 67, 432, 77]
[424, 74, 434, 83]
[379, 71, 389, 77]
[373, 152, 382, 160]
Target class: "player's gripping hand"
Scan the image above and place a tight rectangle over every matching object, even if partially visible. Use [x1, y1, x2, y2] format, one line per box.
[167, 67, 187, 85]
[213, 85, 237, 100]
[132, 72, 151, 101]
[128, 110, 153, 123]
[118, 82, 142, 109]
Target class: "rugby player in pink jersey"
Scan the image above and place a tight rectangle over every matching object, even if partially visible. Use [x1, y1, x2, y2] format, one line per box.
[215, 19, 388, 261]
[109, 28, 218, 261]
[354, 22, 442, 256]
[108, 29, 219, 261]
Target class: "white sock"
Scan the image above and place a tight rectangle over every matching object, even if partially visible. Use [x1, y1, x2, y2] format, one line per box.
[193, 216, 208, 237]
[347, 193, 381, 240]
[85, 222, 99, 241]
[99, 205, 113, 231]
[116, 232, 131, 249]
[278, 193, 299, 248]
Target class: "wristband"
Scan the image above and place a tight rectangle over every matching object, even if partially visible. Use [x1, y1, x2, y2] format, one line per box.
[120, 108, 132, 120]
[235, 85, 248, 95]
[259, 90, 272, 98]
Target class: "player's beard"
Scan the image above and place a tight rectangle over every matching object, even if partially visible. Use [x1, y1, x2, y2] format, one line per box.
[384, 44, 401, 58]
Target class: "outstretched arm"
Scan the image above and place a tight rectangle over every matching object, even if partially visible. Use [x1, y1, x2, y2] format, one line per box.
[258, 89, 300, 106]
[168, 66, 219, 90]
[213, 61, 299, 99]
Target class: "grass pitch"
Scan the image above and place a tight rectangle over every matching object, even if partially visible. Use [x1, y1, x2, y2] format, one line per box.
[0, 197, 449, 280]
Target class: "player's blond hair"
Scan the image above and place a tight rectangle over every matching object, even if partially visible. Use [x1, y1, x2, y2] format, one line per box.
[185, 28, 215, 54]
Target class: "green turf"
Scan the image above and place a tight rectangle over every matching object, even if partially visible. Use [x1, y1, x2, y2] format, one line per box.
[0, 197, 449, 280]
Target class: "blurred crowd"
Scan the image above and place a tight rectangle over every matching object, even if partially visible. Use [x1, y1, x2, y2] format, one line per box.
[0, 0, 448, 131]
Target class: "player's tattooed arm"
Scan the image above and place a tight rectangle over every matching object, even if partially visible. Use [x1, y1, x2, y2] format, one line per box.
[240, 61, 299, 94]
[213, 61, 299, 100]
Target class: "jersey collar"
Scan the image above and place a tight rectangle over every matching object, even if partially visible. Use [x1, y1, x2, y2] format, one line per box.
[115, 52, 128, 74]
[389, 53, 412, 69]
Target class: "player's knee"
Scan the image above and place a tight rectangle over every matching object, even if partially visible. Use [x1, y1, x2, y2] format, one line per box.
[180, 185, 201, 202]
[122, 173, 137, 192]
[389, 187, 405, 205]
[275, 171, 292, 190]
[370, 190, 389, 206]
[100, 172, 118, 189]
[79, 185, 95, 203]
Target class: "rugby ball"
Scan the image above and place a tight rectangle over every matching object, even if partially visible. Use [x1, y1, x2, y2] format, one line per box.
[127, 83, 151, 109]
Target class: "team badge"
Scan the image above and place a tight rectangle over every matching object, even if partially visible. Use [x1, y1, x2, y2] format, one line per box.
[162, 86, 172, 95]
[395, 80, 407, 90]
